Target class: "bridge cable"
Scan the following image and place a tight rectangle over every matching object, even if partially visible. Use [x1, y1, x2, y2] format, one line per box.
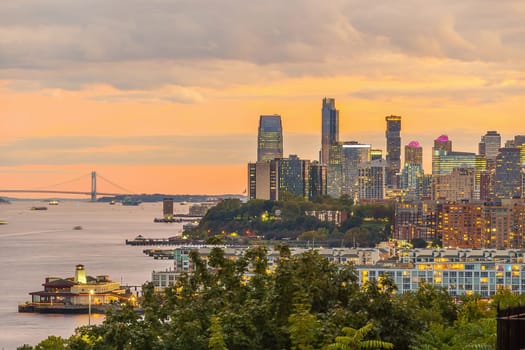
[29, 173, 89, 191]
[96, 174, 136, 195]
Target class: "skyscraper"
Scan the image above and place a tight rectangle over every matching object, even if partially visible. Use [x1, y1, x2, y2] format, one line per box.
[257, 115, 283, 162]
[308, 161, 327, 200]
[494, 147, 522, 199]
[385, 115, 401, 187]
[479, 131, 501, 169]
[248, 155, 311, 201]
[405, 141, 423, 166]
[321, 98, 339, 165]
[434, 135, 452, 153]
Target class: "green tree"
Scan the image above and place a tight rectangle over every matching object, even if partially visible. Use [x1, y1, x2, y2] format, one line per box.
[288, 294, 320, 350]
[208, 316, 228, 350]
[325, 322, 394, 350]
[34, 336, 67, 350]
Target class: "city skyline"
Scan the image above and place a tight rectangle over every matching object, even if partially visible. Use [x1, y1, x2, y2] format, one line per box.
[1, 1, 525, 196]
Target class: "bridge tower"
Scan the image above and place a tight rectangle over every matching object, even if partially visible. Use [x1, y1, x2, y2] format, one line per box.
[91, 171, 97, 201]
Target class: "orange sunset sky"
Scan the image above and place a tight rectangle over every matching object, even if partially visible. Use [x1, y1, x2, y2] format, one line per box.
[1, 1, 525, 198]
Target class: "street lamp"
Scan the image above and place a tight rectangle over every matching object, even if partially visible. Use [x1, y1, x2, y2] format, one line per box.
[88, 289, 94, 326]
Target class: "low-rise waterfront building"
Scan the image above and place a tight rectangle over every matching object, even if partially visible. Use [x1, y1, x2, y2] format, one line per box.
[19, 264, 133, 314]
[151, 246, 525, 298]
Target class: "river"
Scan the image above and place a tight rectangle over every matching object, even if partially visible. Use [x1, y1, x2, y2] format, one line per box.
[0, 200, 184, 349]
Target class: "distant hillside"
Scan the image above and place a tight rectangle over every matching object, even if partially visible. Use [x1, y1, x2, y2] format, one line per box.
[97, 194, 246, 203]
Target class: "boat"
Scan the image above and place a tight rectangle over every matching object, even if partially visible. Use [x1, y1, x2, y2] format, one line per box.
[48, 200, 59, 205]
[122, 197, 141, 206]
[73, 226, 83, 230]
[0, 220, 7, 225]
[109, 200, 116, 205]
[31, 206, 48, 211]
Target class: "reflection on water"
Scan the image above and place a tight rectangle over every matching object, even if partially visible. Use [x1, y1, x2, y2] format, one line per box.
[0, 201, 179, 349]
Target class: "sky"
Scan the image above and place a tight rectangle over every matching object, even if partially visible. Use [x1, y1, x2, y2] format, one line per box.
[1, 0, 525, 197]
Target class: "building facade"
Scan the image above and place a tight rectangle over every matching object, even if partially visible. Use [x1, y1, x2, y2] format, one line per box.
[321, 98, 339, 165]
[257, 115, 283, 162]
[385, 115, 401, 187]
[494, 147, 522, 199]
[405, 141, 423, 166]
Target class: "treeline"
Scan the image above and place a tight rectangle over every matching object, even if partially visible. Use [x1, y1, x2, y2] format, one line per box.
[21, 246, 517, 350]
[189, 197, 393, 247]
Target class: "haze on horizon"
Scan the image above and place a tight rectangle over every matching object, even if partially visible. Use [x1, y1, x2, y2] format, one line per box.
[1, 1, 524, 197]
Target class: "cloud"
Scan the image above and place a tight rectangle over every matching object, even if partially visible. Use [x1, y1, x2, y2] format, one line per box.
[0, 134, 257, 166]
[1, 1, 524, 91]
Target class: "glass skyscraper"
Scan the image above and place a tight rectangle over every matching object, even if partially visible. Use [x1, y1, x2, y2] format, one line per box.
[321, 98, 339, 165]
[385, 115, 401, 187]
[494, 147, 522, 199]
[257, 115, 283, 162]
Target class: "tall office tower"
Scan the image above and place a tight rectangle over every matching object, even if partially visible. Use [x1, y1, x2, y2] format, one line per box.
[385, 115, 401, 187]
[432, 167, 476, 202]
[308, 161, 327, 200]
[494, 147, 522, 199]
[405, 141, 423, 165]
[370, 149, 383, 161]
[432, 151, 477, 175]
[479, 131, 501, 169]
[257, 115, 283, 162]
[479, 131, 501, 160]
[321, 98, 339, 165]
[357, 159, 387, 201]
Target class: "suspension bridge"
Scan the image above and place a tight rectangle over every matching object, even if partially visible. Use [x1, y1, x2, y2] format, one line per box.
[0, 172, 134, 201]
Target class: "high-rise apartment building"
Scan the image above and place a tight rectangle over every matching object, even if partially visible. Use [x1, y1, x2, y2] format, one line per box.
[439, 201, 525, 249]
[308, 161, 327, 200]
[277, 155, 310, 200]
[385, 115, 401, 187]
[321, 98, 339, 165]
[434, 135, 452, 153]
[400, 163, 424, 201]
[494, 147, 522, 199]
[405, 141, 423, 166]
[393, 201, 438, 242]
[257, 115, 283, 162]
[248, 155, 310, 201]
[357, 159, 387, 201]
[326, 142, 370, 199]
[432, 167, 476, 202]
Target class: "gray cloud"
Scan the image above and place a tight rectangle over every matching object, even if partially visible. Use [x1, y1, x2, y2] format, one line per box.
[1, 1, 524, 91]
[0, 134, 257, 166]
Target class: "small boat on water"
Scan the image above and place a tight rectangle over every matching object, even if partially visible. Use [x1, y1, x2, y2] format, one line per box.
[109, 200, 116, 205]
[122, 197, 141, 206]
[73, 226, 83, 230]
[31, 206, 48, 211]
[0, 220, 7, 225]
[48, 200, 59, 205]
